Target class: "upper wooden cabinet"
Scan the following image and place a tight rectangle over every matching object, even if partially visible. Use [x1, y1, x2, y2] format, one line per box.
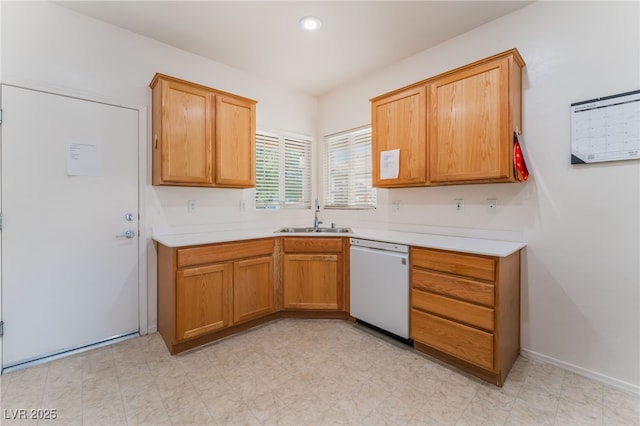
[372, 86, 427, 187]
[215, 95, 256, 187]
[150, 73, 257, 188]
[370, 49, 525, 187]
[428, 52, 524, 184]
[151, 76, 214, 185]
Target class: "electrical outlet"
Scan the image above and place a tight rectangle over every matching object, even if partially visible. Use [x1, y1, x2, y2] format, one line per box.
[187, 200, 197, 213]
[454, 199, 464, 213]
[239, 199, 246, 212]
[391, 201, 401, 212]
[487, 198, 497, 213]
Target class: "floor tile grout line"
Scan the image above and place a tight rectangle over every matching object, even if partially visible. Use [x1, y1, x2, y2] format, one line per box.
[2, 319, 639, 425]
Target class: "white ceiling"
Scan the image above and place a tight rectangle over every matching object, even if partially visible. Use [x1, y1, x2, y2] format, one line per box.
[56, 1, 533, 96]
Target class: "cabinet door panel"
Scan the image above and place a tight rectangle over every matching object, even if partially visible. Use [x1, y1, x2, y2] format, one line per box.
[233, 256, 274, 323]
[372, 86, 427, 187]
[161, 80, 214, 184]
[176, 263, 231, 340]
[429, 58, 511, 183]
[215, 95, 256, 187]
[283, 254, 339, 310]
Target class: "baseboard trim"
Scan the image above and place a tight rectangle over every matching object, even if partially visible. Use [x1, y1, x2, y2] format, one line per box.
[520, 348, 639, 395]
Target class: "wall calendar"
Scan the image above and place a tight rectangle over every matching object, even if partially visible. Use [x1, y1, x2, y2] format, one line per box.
[570, 89, 640, 164]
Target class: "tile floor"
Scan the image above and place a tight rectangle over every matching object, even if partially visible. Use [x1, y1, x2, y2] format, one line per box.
[1, 318, 638, 425]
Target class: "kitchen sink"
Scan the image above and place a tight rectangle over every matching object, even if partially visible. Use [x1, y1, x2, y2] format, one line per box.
[316, 227, 353, 233]
[276, 226, 352, 234]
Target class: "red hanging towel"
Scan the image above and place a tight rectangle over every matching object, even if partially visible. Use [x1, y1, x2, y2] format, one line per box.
[514, 131, 529, 182]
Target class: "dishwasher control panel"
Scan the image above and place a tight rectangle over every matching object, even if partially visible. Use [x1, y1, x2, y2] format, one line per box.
[350, 238, 409, 254]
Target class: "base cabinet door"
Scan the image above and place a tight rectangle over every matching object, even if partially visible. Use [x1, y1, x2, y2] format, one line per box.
[176, 263, 232, 340]
[283, 254, 340, 310]
[233, 256, 274, 323]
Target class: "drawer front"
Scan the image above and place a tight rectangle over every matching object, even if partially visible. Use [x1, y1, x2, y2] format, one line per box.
[177, 238, 274, 267]
[411, 247, 496, 282]
[412, 289, 494, 331]
[283, 237, 343, 253]
[411, 309, 494, 370]
[412, 268, 494, 307]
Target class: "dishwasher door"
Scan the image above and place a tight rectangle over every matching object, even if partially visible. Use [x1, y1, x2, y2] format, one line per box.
[350, 245, 410, 339]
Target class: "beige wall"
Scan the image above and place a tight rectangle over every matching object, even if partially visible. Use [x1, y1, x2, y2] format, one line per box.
[318, 1, 640, 391]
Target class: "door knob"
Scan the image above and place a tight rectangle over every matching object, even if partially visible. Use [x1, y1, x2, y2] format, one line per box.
[116, 230, 136, 239]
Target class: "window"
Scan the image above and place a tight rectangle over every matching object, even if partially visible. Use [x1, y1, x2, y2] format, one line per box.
[324, 126, 376, 209]
[255, 130, 312, 209]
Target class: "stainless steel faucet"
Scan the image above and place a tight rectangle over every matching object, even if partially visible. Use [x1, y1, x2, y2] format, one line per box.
[313, 198, 323, 229]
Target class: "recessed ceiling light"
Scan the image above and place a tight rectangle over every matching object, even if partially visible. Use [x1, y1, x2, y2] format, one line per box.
[299, 16, 322, 32]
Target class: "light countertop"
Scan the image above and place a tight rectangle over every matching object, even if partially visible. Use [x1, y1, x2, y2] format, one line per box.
[153, 227, 525, 257]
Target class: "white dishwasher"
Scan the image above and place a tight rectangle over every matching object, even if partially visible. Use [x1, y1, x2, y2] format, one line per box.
[350, 238, 412, 343]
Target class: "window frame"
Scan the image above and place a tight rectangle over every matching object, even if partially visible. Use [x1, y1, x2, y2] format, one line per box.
[323, 125, 376, 210]
[255, 129, 312, 210]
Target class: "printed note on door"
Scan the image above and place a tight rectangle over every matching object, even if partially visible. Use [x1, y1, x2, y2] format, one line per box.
[66, 142, 103, 176]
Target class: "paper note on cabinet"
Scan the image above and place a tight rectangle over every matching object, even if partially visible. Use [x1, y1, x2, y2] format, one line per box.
[67, 142, 103, 176]
[380, 149, 400, 179]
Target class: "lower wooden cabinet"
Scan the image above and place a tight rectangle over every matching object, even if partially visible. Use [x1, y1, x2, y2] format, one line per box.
[282, 237, 346, 312]
[410, 246, 520, 386]
[283, 254, 339, 310]
[157, 238, 276, 353]
[158, 234, 520, 387]
[176, 263, 232, 341]
[233, 256, 274, 323]
[157, 236, 349, 354]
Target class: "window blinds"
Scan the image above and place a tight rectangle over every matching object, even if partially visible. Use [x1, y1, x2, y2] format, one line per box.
[324, 126, 376, 209]
[256, 131, 311, 209]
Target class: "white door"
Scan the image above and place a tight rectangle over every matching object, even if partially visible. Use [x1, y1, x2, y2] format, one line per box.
[1, 85, 140, 368]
